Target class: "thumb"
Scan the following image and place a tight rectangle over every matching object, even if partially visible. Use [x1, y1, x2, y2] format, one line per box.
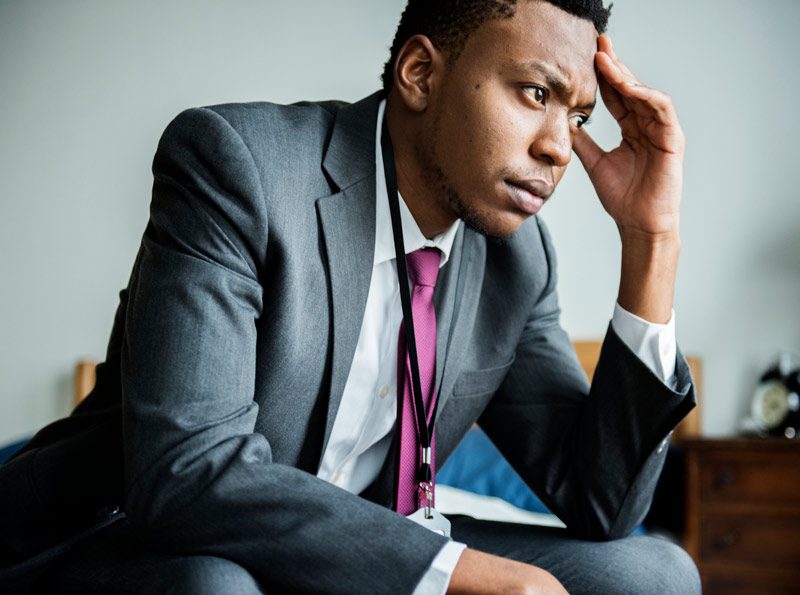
[572, 128, 604, 176]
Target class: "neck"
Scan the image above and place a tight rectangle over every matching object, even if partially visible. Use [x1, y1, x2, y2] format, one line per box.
[385, 94, 458, 239]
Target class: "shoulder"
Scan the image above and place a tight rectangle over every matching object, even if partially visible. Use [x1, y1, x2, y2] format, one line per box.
[207, 99, 344, 142]
[158, 99, 346, 160]
[155, 98, 356, 200]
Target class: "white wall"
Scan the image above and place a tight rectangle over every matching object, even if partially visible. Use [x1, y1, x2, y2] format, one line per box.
[546, 0, 800, 435]
[1, 0, 798, 443]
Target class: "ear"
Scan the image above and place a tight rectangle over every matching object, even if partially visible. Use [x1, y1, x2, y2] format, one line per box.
[392, 35, 444, 112]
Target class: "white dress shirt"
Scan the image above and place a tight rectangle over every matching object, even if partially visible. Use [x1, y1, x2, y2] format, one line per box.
[316, 99, 678, 594]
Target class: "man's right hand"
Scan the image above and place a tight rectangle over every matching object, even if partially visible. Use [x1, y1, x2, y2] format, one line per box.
[447, 548, 569, 594]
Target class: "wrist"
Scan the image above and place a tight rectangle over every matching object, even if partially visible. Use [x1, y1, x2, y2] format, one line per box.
[620, 232, 681, 269]
[618, 230, 680, 325]
[619, 224, 681, 251]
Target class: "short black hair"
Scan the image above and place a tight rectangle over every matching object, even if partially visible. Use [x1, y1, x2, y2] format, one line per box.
[381, 0, 612, 92]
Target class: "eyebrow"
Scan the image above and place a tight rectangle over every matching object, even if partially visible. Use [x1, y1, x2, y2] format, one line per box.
[513, 60, 596, 111]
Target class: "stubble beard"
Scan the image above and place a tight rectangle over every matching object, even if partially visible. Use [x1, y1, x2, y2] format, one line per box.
[419, 125, 508, 242]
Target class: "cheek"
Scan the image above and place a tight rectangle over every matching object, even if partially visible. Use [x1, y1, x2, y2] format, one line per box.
[455, 103, 528, 174]
[436, 103, 494, 177]
[475, 96, 545, 166]
[435, 84, 539, 186]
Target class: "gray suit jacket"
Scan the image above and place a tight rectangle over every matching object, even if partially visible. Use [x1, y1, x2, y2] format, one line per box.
[0, 91, 695, 593]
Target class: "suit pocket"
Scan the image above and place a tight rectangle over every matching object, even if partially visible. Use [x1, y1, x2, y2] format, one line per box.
[452, 355, 516, 398]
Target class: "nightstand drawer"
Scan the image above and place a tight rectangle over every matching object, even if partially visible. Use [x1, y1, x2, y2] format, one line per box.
[699, 452, 800, 506]
[684, 439, 800, 594]
[703, 567, 800, 595]
[700, 514, 800, 569]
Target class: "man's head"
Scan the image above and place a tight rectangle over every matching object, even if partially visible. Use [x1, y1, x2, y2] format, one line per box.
[383, 0, 611, 238]
[382, 1, 611, 93]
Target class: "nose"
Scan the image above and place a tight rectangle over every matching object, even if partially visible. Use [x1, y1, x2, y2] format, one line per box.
[529, 111, 572, 168]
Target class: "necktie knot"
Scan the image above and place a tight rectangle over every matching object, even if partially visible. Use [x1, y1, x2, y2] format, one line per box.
[406, 248, 441, 288]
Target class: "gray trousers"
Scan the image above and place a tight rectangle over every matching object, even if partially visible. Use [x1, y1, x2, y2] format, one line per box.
[40, 516, 701, 594]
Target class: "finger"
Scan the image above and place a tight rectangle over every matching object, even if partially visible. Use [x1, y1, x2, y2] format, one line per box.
[596, 52, 634, 122]
[597, 51, 637, 89]
[615, 81, 680, 128]
[596, 40, 682, 145]
[598, 35, 620, 65]
[598, 35, 638, 80]
[572, 127, 605, 175]
[598, 52, 665, 120]
[605, 80, 684, 153]
[598, 66, 628, 121]
[597, 50, 669, 121]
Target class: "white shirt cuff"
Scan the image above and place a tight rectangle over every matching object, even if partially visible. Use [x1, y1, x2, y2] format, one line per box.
[412, 540, 468, 595]
[611, 302, 677, 386]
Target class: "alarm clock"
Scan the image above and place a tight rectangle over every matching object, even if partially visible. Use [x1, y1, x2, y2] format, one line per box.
[749, 357, 800, 439]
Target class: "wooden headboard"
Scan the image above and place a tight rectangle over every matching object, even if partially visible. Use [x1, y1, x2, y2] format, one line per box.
[573, 340, 702, 440]
[74, 360, 97, 405]
[75, 341, 702, 439]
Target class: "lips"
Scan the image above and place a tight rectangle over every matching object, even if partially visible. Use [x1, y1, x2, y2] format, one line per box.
[504, 179, 554, 215]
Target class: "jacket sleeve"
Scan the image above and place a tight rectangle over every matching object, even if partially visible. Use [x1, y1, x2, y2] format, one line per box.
[478, 217, 695, 541]
[122, 107, 448, 593]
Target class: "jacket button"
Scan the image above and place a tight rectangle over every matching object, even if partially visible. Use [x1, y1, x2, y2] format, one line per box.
[96, 505, 120, 519]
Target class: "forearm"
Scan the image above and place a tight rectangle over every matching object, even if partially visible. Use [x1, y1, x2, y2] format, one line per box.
[482, 323, 695, 540]
[447, 548, 567, 594]
[617, 229, 681, 324]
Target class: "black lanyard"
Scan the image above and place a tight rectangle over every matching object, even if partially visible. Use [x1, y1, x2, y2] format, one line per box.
[380, 119, 439, 486]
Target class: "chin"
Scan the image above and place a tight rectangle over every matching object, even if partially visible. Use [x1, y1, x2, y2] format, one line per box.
[440, 178, 532, 239]
[462, 209, 528, 240]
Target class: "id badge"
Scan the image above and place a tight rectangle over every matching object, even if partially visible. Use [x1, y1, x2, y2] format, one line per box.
[406, 507, 452, 538]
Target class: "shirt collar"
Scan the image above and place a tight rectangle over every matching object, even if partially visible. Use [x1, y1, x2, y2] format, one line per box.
[374, 99, 460, 267]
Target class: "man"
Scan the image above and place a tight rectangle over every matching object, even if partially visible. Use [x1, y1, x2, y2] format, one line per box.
[0, 0, 700, 593]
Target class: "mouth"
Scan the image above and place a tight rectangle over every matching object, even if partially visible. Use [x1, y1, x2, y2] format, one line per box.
[503, 179, 554, 215]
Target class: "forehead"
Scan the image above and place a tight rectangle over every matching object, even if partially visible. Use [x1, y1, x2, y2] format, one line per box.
[461, 0, 598, 96]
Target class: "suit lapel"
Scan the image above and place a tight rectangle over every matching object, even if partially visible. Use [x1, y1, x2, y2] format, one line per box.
[313, 90, 485, 473]
[435, 228, 486, 420]
[316, 93, 382, 459]
[433, 225, 463, 393]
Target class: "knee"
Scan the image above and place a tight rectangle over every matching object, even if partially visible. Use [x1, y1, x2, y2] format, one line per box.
[613, 536, 700, 595]
[170, 556, 261, 594]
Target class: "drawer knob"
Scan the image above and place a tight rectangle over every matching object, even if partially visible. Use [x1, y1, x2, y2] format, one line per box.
[715, 470, 736, 488]
[713, 532, 737, 549]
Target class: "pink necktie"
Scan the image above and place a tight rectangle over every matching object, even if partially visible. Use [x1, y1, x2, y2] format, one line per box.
[394, 247, 441, 516]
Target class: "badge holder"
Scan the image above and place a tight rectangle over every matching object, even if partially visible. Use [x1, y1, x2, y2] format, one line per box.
[406, 480, 451, 537]
[382, 120, 451, 539]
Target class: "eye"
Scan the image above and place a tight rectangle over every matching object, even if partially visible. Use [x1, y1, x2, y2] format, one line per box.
[570, 114, 591, 129]
[523, 85, 547, 105]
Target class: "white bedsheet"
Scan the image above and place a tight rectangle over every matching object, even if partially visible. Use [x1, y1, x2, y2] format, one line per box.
[436, 485, 566, 528]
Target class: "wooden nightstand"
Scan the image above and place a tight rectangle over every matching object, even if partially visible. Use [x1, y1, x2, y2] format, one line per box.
[682, 438, 800, 594]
